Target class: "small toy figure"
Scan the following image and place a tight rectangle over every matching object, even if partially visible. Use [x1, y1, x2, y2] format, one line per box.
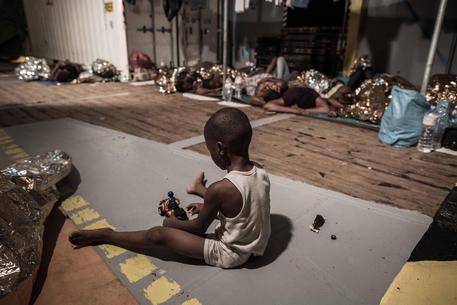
[158, 191, 188, 220]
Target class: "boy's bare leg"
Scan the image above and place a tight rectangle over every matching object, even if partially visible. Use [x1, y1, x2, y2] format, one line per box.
[186, 172, 207, 198]
[69, 227, 205, 260]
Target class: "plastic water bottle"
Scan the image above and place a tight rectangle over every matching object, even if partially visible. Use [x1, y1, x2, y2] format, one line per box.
[417, 109, 438, 153]
[432, 102, 452, 149]
[234, 75, 243, 99]
[223, 78, 233, 102]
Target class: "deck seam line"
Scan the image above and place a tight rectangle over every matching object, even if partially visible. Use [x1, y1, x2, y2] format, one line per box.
[168, 113, 294, 149]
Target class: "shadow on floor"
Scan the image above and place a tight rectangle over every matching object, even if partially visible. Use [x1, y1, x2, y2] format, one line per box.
[244, 214, 293, 269]
[132, 213, 293, 269]
[29, 207, 66, 305]
[29, 165, 81, 305]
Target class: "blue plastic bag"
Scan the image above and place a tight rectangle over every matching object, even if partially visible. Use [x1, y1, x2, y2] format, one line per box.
[379, 86, 430, 147]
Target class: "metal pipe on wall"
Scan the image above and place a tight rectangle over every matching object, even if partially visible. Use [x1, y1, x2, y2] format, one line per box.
[149, 0, 157, 63]
[176, 14, 180, 66]
[222, 0, 228, 85]
[170, 20, 174, 67]
[421, 0, 448, 94]
[217, 0, 221, 63]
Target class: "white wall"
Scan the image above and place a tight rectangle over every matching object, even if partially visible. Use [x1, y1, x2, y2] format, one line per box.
[124, 0, 219, 67]
[124, 1, 282, 68]
[23, 0, 129, 80]
[124, 0, 156, 62]
[358, 0, 457, 86]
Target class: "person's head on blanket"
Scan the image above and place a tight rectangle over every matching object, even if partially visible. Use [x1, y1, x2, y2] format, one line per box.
[176, 69, 223, 93]
[176, 70, 202, 92]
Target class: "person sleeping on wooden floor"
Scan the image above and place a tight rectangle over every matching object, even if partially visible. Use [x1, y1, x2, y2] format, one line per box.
[250, 82, 344, 116]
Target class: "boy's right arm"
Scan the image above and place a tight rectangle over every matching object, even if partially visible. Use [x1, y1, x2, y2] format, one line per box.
[163, 183, 222, 235]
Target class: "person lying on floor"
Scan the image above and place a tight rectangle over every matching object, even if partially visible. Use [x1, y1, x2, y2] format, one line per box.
[69, 108, 271, 269]
[243, 56, 291, 97]
[175, 70, 223, 95]
[251, 85, 342, 116]
[175, 56, 291, 97]
[249, 77, 288, 105]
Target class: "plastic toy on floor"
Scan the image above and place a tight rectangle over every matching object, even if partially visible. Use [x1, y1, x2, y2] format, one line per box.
[158, 191, 188, 220]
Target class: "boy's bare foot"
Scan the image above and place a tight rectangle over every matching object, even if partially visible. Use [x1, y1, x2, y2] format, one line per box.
[186, 172, 207, 197]
[69, 228, 113, 247]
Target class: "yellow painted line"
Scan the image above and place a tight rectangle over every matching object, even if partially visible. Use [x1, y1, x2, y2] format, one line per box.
[10, 152, 29, 160]
[61, 195, 89, 212]
[144, 276, 182, 305]
[0, 133, 29, 161]
[182, 298, 203, 305]
[69, 207, 101, 225]
[119, 254, 157, 283]
[0, 138, 14, 145]
[4, 144, 20, 150]
[99, 244, 128, 259]
[83, 218, 115, 230]
[82, 218, 127, 258]
[380, 261, 457, 305]
[4, 147, 26, 156]
[0, 131, 197, 305]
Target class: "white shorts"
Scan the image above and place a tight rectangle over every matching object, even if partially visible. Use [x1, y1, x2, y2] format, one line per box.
[203, 236, 251, 269]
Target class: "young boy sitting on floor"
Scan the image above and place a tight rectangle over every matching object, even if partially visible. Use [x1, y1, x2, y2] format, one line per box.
[69, 108, 271, 269]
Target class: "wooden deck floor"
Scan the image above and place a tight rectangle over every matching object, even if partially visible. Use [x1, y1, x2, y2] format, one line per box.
[0, 82, 267, 143]
[1, 81, 456, 216]
[191, 116, 457, 216]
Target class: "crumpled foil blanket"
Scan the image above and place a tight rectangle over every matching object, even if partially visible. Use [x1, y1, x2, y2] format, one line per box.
[339, 74, 406, 124]
[289, 69, 333, 94]
[0, 150, 71, 296]
[348, 54, 372, 76]
[15, 57, 50, 81]
[156, 64, 240, 94]
[426, 74, 457, 112]
[340, 73, 457, 124]
[91, 58, 119, 80]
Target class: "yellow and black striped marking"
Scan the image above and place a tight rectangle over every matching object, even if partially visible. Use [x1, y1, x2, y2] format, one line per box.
[0, 130, 203, 305]
[0, 129, 29, 161]
[380, 185, 457, 305]
[282, 2, 288, 28]
[61, 195, 203, 304]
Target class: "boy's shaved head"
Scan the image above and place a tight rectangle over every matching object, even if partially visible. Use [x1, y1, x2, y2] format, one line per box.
[204, 108, 252, 156]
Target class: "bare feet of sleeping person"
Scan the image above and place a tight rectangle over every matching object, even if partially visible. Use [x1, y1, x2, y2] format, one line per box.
[186, 172, 207, 197]
[327, 98, 343, 117]
[69, 228, 113, 248]
[328, 98, 345, 109]
[328, 108, 338, 117]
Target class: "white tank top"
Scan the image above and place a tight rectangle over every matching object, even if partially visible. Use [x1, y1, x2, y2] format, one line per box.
[214, 165, 271, 256]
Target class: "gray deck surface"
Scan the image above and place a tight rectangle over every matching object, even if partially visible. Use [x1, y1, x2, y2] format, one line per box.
[0, 119, 431, 305]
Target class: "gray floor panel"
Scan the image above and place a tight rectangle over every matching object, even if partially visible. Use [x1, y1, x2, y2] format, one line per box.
[1, 119, 432, 305]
